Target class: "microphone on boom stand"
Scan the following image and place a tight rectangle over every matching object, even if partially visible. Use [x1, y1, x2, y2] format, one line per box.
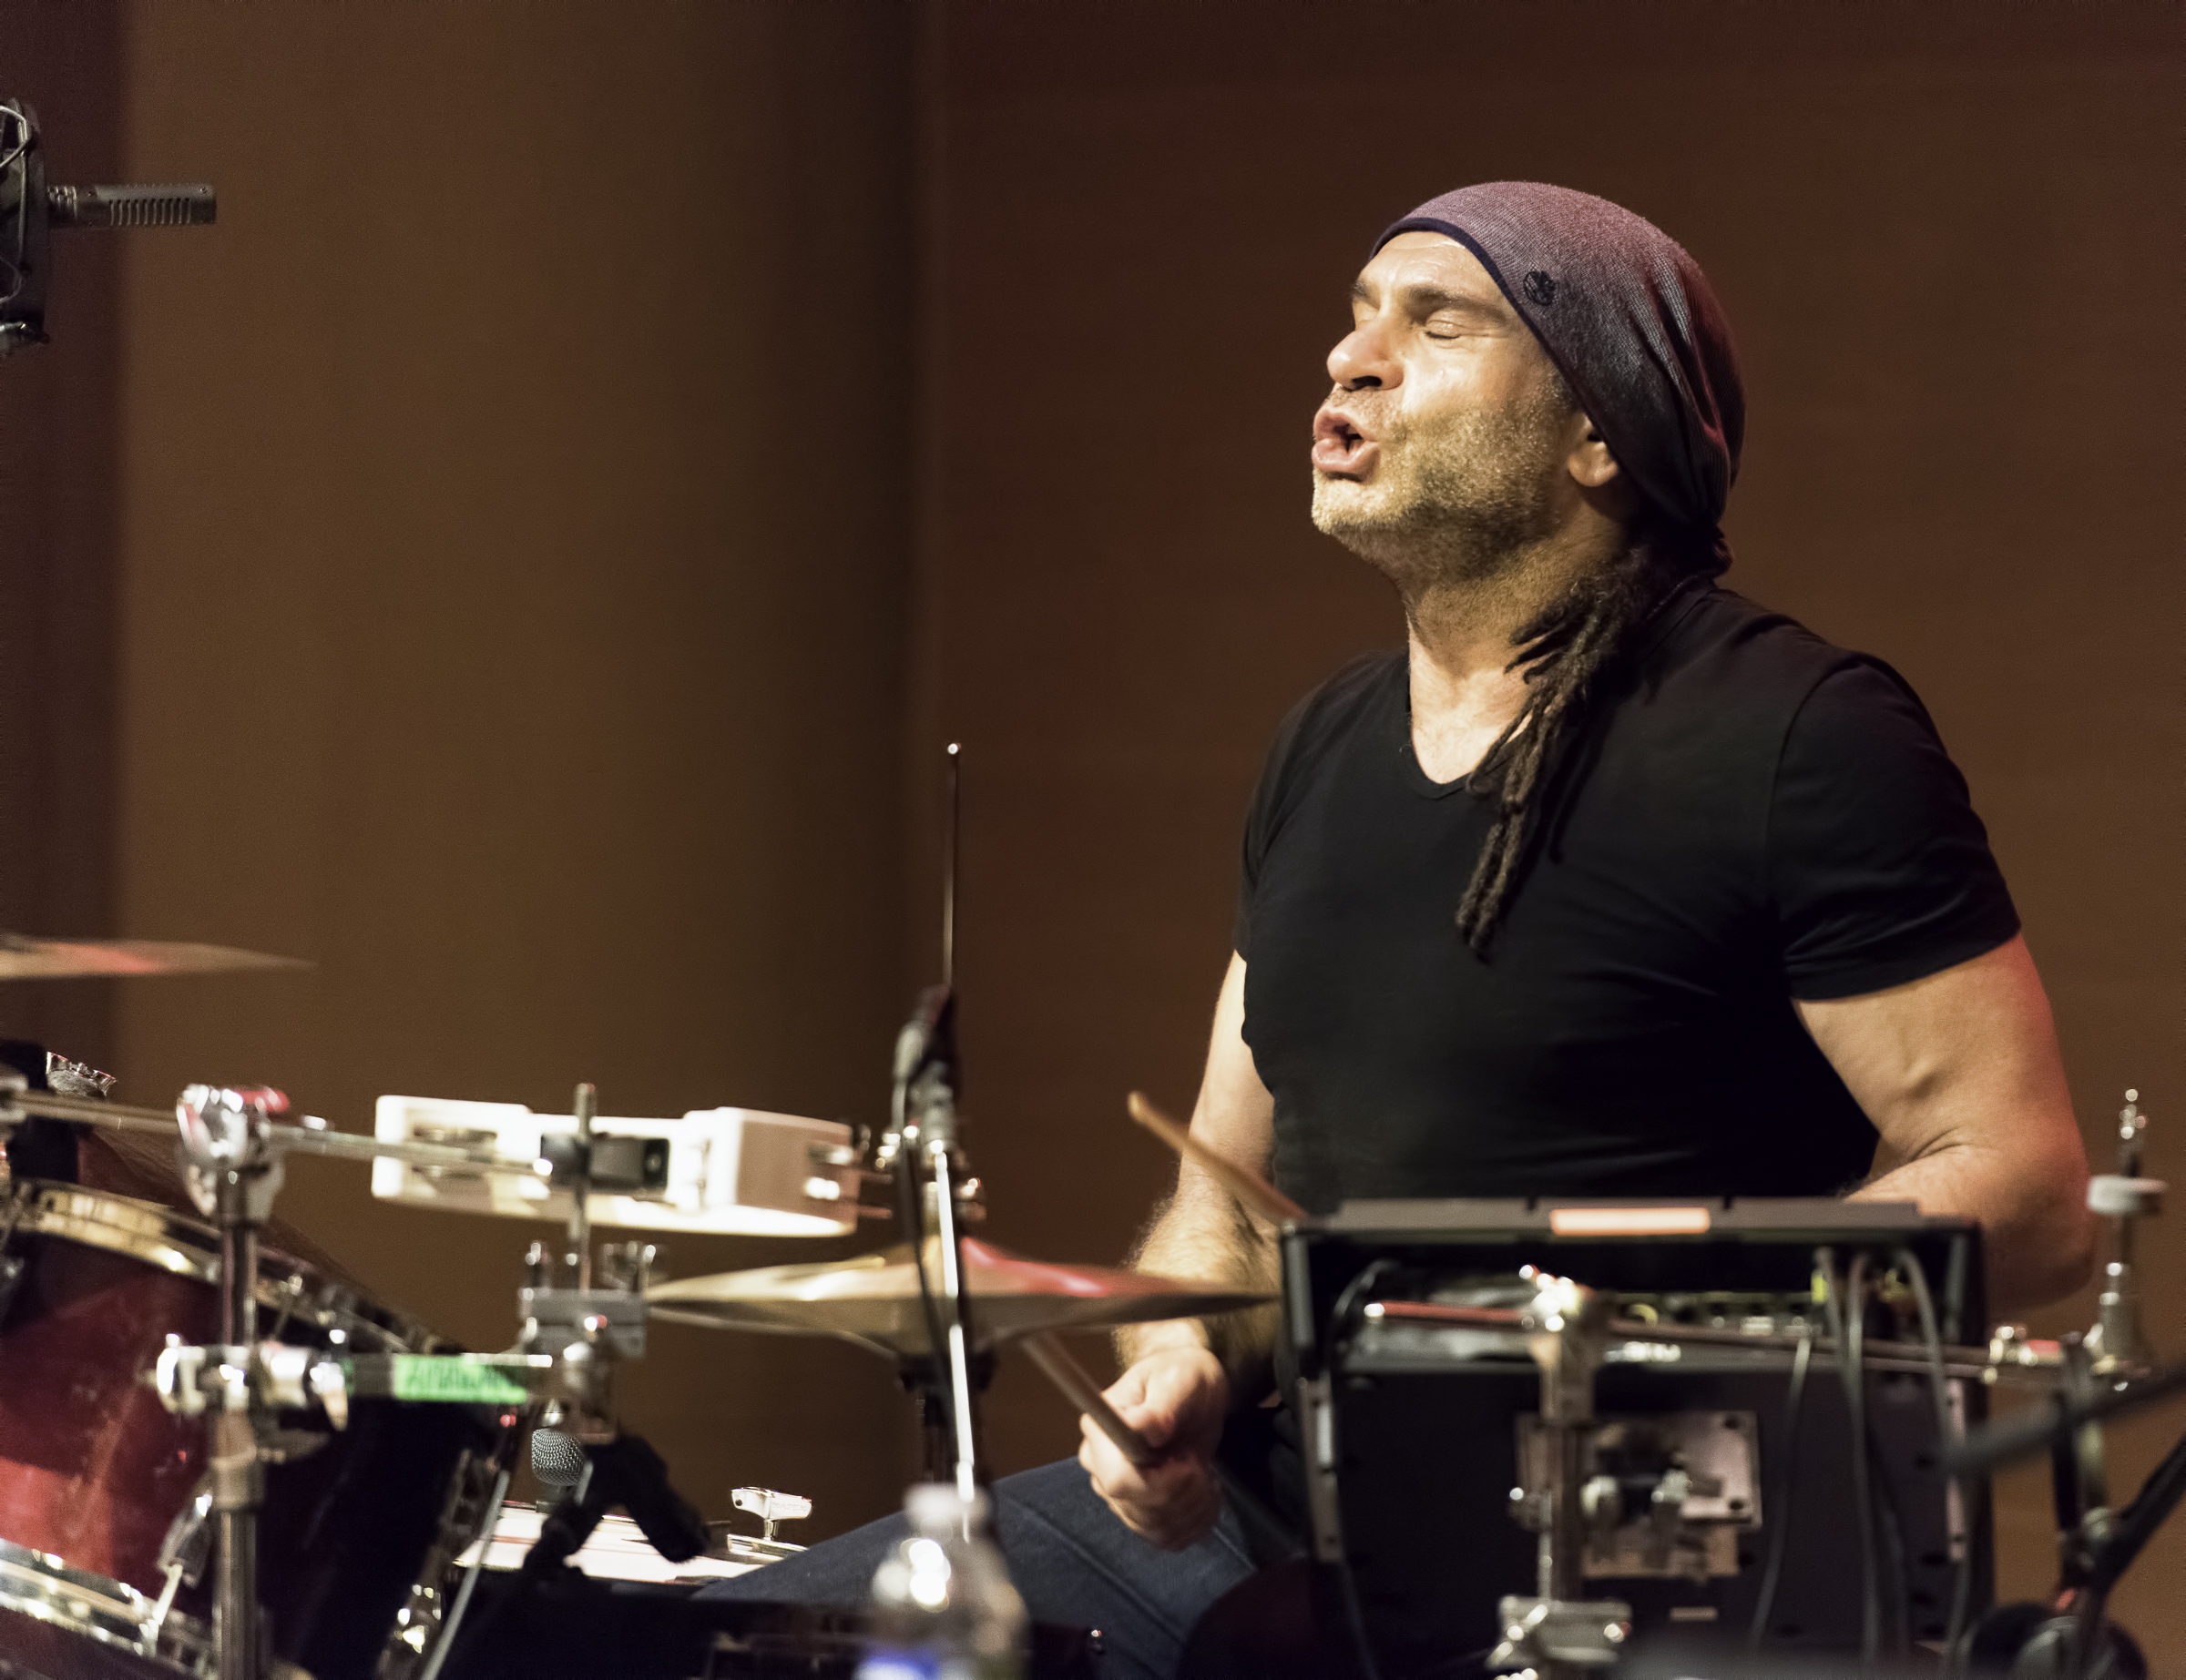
[0, 97, 216, 351]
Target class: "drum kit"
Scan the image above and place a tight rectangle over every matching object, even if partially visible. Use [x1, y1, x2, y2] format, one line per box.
[0, 101, 2175, 1680]
[0, 920, 1264, 1680]
[0, 932, 2172, 1680]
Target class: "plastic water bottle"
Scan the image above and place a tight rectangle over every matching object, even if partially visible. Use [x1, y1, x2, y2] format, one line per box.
[856, 1483, 1027, 1680]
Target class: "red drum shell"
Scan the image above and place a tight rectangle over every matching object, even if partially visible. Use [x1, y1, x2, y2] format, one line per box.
[0, 1182, 506, 1680]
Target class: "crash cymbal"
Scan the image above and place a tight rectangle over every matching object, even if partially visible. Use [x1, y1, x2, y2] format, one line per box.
[0, 932, 310, 981]
[647, 1237, 1271, 1358]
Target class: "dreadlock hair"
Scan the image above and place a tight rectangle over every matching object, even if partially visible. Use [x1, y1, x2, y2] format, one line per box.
[1452, 523, 1720, 954]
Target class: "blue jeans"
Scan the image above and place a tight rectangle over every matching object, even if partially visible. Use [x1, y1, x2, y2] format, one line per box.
[696, 1458, 1258, 1680]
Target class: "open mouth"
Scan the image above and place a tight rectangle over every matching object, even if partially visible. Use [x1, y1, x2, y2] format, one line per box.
[1311, 408, 1379, 478]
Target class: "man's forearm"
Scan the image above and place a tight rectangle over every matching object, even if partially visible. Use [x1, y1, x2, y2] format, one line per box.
[1118, 1170, 1282, 1396]
[1855, 1140, 2093, 1317]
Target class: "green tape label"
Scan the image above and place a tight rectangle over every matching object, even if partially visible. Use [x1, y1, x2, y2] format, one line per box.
[380, 1356, 532, 1406]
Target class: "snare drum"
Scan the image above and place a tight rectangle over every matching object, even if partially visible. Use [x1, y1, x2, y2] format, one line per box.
[0, 1180, 511, 1680]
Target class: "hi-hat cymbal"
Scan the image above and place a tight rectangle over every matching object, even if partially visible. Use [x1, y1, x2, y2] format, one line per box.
[0, 932, 310, 981]
[647, 1237, 1271, 1358]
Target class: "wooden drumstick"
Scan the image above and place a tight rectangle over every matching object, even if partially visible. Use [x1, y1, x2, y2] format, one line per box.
[1023, 1332, 1157, 1469]
[1126, 1091, 1306, 1226]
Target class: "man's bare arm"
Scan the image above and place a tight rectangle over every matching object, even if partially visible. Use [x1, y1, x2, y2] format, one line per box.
[1083, 952, 1279, 1548]
[1117, 952, 1282, 1385]
[1798, 934, 2095, 1316]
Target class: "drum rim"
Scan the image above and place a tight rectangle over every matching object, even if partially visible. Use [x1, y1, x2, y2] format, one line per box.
[0, 1532, 207, 1674]
[0, 1540, 320, 1680]
[5, 1180, 442, 1352]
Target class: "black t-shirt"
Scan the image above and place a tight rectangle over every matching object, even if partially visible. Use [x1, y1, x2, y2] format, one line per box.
[1234, 584, 2019, 1214]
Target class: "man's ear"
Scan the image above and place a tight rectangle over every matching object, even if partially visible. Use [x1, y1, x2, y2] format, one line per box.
[1567, 415, 1620, 490]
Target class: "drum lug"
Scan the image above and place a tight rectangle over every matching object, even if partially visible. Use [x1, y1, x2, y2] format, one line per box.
[308, 1355, 351, 1428]
[158, 1484, 216, 1588]
[254, 1428, 330, 1466]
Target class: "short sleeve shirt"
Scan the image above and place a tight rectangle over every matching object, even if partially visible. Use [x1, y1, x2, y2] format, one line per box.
[1234, 585, 2019, 1214]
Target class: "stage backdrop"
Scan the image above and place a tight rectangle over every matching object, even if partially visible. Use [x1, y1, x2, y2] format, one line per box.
[0, 0, 2164, 1654]
[103, 4, 922, 1534]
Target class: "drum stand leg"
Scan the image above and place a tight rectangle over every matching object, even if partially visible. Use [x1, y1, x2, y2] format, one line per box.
[175, 1085, 287, 1680]
[210, 1410, 261, 1680]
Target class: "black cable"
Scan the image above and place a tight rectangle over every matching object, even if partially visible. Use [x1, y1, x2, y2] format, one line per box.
[1748, 1327, 1813, 1651]
[1864, 1422, 1913, 1656]
[1820, 1247, 1880, 1674]
[1319, 1260, 1392, 1680]
[1844, 1251, 1882, 1670]
[1899, 1245, 1976, 1669]
[1331, 1258, 1394, 1342]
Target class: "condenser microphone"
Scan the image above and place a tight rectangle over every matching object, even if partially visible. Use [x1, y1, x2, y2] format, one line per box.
[0, 97, 215, 350]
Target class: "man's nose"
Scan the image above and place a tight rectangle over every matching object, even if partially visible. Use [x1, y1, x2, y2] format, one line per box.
[1327, 321, 1398, 392]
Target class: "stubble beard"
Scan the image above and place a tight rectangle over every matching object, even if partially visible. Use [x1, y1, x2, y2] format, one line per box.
[1310, 386, 1575, 606]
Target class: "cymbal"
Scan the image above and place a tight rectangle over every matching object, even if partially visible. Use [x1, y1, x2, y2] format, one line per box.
[0, 932, 310, 981]
[647, 1237, 1272, 1358]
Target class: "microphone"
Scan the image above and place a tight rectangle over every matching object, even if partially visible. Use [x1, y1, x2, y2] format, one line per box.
[46, 183, 214, 230]
[0, 97, 216, 351]
[530, 1425, 589, 1493]
[519, 1428, 707, 1575]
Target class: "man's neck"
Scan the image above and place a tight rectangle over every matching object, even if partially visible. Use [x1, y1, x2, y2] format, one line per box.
[1399, 526, 1620, 785]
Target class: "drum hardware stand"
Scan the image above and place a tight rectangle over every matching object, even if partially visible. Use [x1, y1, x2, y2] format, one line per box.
[1950, 1361, 2185, 1679]
[1487, 1270, 1634, 1678]
[877, 742, 990, 1502]
[2047, 1089, 2165, 1604]
[2086, 1090, 2160, 1380]
[1979, 1088, 2170, 1680]
[516, 1082, 653, 1442]
[171, 1083, 288, 1680]
[119, 1074, 679, 1680]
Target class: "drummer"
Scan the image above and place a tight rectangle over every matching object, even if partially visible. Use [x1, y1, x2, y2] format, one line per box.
[708, 181, 2095, 1679]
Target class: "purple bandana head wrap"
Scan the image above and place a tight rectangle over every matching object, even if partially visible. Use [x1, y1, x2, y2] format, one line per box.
[1376, 182, 1743, 569]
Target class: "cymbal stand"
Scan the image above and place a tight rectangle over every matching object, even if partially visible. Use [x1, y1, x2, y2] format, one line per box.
[881, 742, 986, 1501]
[884, 986, 986, 1497]
[924, 1090, 981, 1502]
[1487, 1271, 1632, 1680]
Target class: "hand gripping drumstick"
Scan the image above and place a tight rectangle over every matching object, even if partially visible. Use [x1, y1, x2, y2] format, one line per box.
[1018, 1095, 1298, 1472]
[1024, 1332, 1157, 1470]
[1125, 1091, 1307, 1225]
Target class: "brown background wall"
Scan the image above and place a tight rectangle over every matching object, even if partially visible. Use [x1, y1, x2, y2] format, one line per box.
[0, 0, 2174, 1660]
[107, 2, 923, 1532]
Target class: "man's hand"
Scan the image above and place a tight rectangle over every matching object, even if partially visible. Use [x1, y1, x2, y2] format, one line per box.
[1078, 1344, 1230, 1550]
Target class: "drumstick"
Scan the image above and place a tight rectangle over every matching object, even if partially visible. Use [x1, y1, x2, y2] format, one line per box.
[1022, 1331, 1157, 1470]
[1126, 1092, 1306, 1226]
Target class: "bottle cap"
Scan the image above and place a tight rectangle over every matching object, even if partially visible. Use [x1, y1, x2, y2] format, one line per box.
[904, 1481, 989, 1532]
